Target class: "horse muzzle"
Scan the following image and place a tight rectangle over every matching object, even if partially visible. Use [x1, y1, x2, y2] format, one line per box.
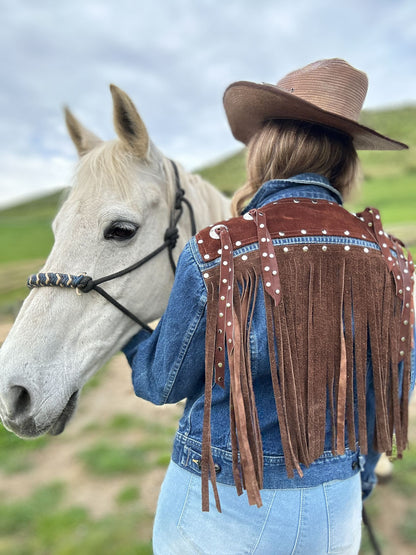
[0, 388, 79, 439]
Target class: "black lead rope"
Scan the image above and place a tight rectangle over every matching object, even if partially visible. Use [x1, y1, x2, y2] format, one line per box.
[27, 160, 197, 333]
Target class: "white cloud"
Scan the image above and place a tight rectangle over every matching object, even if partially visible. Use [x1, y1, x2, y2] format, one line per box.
[0, 0, 414, 207]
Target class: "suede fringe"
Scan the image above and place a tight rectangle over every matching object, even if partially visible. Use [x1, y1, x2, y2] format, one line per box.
[201, 243, 413, 511]
[198, 203, 414, 512]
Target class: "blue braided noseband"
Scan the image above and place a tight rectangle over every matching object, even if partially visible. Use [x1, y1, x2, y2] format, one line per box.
[27, 272, 92, 290]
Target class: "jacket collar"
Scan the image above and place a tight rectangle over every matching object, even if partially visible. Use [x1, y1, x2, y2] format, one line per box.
[243, 173, 343, 213]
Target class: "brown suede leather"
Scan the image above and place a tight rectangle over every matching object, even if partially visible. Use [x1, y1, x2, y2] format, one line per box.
[196, 198, 414, 512]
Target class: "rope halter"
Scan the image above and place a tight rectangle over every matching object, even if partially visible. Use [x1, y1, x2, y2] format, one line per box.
[27, 160, 196, 333]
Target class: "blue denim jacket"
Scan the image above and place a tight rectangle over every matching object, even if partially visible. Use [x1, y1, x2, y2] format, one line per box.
[123, 173, 415, 498]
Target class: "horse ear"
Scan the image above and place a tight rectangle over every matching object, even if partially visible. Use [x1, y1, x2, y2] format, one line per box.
[110, 84, 150, 158]
[64, 107, 102, 157]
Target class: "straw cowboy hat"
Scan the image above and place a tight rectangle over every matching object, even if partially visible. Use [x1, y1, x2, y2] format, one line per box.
[223, 58, 408, 150]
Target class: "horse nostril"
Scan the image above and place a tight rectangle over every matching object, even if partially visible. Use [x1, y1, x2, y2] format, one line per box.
[9, 385, 32, 418]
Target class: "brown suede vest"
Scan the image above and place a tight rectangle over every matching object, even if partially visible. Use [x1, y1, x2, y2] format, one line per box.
[195, 198, 414, 512]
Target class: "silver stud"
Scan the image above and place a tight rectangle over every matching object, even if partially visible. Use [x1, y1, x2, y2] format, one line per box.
[360, 217, 365, 222]
[224, 245, 229, 250]
[303, 246, 308, 252]
[388, 257, 392, 261]
[227, 321, 232, 327]
[376, 214, 380, 220]
[219, 312, 224, 317]
[265, 266, 270, 271]
[272, 270, 277, 276]
[269, 253, 274, 258]
[279, 232, 285, 236]
[204, 254, 210, 260]
[266, 281, 271, 287]
[399, 289, 403, 294]
[368, 222, 373, 227]
[222, 278, 227, 284]
[378, 230, 383, 236]
[226, 302, 231, 308]
[312, 200, 318, 204]
[397, 275, 401, 280]
[261, 237, 266, 242]
[382, 243, 387, 248]
[218, 329, 223, 334]
[242, 255, 248, 261]
[301, 229, 307, 235]
[228, 338, 233, 344]
[198, 239, 204, 244]
[217, 249, 222, 255]
[223, 261, 228, 266]
[217, 362, 223, 368]
[362, 235, 367, 239]
[322, 230, 327, 235]
[344, 231, 350, 236]
[404, 320, 409, 325]
[283, 247, 289, 253]
[220, 295, 225, 301]
[401, 337, 406, 342]
[322, 246, 327, 251]
[364, 248, 369, 253]
[259, 223, 265, 228]
[293, 199, 300, 203]
[262, 252, 268, 258]
[275, 289, 280, 294]
[400, 350, 405, 356]
[405, 303, 410, 308]
[406, 286, 411, 292]
[243, 212, 253, 221]
[344, 246, 350, 251]
[235, 240, 242, 247]
[203, 273, 209, 278]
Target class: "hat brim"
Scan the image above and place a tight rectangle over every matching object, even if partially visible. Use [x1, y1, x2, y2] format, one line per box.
[223, 81, 408, 151]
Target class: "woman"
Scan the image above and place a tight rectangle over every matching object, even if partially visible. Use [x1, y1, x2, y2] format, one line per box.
[123, 59, 415, 554]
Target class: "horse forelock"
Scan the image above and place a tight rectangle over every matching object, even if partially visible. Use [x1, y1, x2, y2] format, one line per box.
[68, 140, 167, 203]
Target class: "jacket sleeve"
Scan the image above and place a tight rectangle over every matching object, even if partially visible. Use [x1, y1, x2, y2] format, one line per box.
[122, 240, 208, 405]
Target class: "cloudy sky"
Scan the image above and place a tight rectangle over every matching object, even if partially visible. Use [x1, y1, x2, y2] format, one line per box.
[0, 0, 415, 207]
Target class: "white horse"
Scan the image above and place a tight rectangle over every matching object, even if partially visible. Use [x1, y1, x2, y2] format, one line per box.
[0, 85, 230, 439]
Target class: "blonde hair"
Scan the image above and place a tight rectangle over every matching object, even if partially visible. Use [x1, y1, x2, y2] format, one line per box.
[231, 120, 360, 216]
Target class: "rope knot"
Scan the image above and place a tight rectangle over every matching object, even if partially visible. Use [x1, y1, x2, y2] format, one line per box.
[164, 227, 179, 248]
[76, 275, 95, 293]
[174, 188, 185, 210]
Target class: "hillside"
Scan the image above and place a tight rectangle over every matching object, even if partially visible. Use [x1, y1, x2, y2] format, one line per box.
[1, 106, 415, 318]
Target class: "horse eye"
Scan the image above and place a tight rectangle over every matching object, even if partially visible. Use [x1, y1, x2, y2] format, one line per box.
[104, 221, 139, 241]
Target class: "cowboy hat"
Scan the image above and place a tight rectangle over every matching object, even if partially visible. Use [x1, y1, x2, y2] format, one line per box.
[223, 58, 408, 150]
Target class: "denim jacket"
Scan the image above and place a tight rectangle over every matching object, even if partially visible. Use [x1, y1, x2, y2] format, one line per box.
[123, 173, 415, 499]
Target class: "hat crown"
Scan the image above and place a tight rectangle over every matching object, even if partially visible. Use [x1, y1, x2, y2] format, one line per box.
[276, 58, 368, 123]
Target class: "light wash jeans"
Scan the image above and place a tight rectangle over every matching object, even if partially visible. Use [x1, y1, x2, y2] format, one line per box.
[153, 461, 362, 555]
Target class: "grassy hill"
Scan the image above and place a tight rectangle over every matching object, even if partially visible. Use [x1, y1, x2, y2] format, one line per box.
[0, 106, 415, 317]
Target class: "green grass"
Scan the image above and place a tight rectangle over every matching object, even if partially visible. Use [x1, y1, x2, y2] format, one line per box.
[117, 485, 141, 505]
[0, 425, 49, 474]
[79, 439, 172, 476]
[387, 443, 416, 497]
[400, 507, 416, 544]
[0, 482, 153, 555]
